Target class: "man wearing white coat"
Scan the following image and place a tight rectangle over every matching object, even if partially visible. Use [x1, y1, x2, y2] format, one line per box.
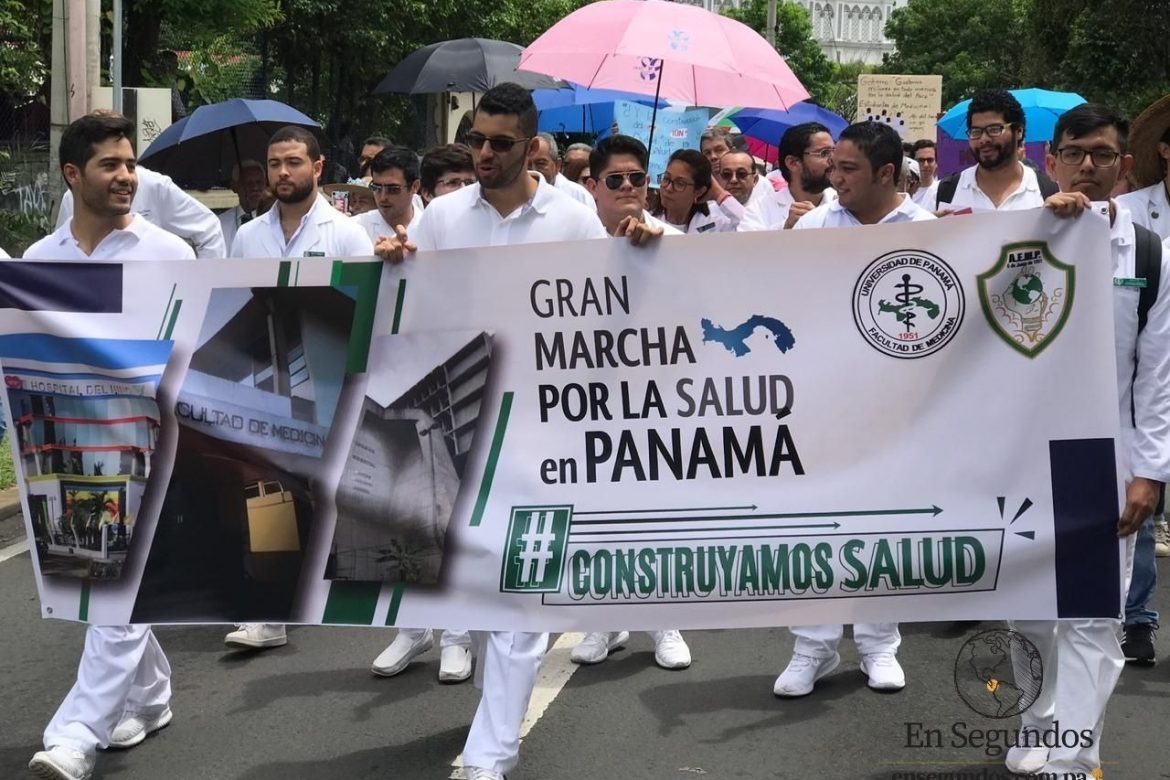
[224, 124, 370, 650]
[26, 112, 194, 780]
[1006, 103, 1170, 778]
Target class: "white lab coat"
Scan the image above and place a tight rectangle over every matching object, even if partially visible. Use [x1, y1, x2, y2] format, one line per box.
[57, 166, 226, 258]
[1117, 182, 1170, 241]
[230, 193, 372, 258]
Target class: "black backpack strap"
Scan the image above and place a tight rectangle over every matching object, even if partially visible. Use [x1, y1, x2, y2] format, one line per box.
[1037, 174, 1059, 199]
[1130, 223, 1162, 426]
[935, 173, 959, 209]
[1134, 223, 1161, 335]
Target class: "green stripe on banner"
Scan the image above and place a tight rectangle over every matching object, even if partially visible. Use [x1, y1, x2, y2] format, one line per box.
[334, 262, 382, 373]
[469, 392, 514, 528]
[390, 279, 407, 335]
[162, 300, 182, 340]
[156, 283, 177, 339]
[384, 583, 405, 626]
[321, 581, 381, 625]
[277, 261, 292, 287]
[330, 260, 344, 287]
[294, 261, 300, 286]
[78, 581, 90, 621]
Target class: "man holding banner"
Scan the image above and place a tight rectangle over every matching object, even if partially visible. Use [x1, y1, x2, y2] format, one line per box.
[25, 112, 194, 780]
[774, 121, 935, 698]
[1006, 103, 1170, 777]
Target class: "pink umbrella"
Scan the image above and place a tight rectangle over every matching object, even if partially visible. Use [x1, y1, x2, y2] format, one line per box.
[518, 0, 809, 113]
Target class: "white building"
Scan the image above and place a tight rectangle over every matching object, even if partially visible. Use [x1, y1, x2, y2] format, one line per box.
[671, 0, 900, 66]
[801, 1, 901, 64]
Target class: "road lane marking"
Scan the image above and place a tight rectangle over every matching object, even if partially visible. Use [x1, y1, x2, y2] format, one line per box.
[0, 538, 29, 563]
[449, 631, 584, 779]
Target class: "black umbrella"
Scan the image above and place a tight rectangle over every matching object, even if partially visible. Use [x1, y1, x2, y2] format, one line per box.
[374, 38, 565, 94]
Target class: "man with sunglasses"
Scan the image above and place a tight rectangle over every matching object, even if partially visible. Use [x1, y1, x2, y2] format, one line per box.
[351, 146, 423, 245]
[739, 122, 837, 231]
[937, 89, 1050, 213]
[377, 82, 607, 780]
[585, 135, 679, 240]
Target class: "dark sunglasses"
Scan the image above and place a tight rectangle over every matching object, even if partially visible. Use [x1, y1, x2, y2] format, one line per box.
[603, 171, 648, 189]
[465, 132, 531, 153]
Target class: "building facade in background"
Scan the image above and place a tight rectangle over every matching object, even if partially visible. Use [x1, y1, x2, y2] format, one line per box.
[671, 0, 899, 66]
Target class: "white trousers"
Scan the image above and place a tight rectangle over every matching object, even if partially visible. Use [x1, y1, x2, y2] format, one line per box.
[790, 623, 901, 658]
[397, 627, 473, 648]
[1007, 533, 1135, 773]
[462, 631, 548, 775]
[44, 625, 171, 756]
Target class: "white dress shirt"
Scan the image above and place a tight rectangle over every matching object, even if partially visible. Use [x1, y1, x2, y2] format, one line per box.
[739, 187, 838, 232]
[1117, 182, 1170, 241]
[554, 172, 597, 212]
[58, 166, 225, 258]
[941, 163, 1045, 212]
[23, 214, 195, 262]
[218, 205, 258, 253]
[641, 210, 684, 236]
[912, 179, 940, 210]
[412, 176, 606, 251]
[794, 193, 935, 229]
[230, 192, 372, 258]
[0, 247, 8, 259]
[351, 206, 424, 246]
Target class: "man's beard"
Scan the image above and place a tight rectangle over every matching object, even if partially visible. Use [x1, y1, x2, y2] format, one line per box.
[976, 140, 1015, 170]
[480, 153, 528, 190]
[800, 168, 830, 195]
[275, 178, 314, 204]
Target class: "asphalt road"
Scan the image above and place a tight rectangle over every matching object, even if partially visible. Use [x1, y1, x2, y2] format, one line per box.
[1, 541, 1169, 780]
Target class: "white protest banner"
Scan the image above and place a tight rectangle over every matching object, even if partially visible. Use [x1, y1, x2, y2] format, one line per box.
[1, 210, 1125, 630]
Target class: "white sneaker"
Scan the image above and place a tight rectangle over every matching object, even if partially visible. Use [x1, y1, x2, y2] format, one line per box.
[651, 630, 692, 669]
[28, 746, 93, 780]
[108, 705, 173, 749]
[224, 624, 287, 649]
[1005, 744, 1049, 774]
[1156, 516, 1170, 557]
[773, 652, 840, 697]
[860, 651, 906, 691]
[438, 644, 472, 683]
[465, 768, 506, 780]
[371, 629, 433, 676]
[570, 631, 629, 664]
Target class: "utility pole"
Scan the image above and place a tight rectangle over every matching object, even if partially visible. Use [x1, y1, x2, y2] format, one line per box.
[85, 0, 100, 109]
[113, 0, 123, 111]
[49, 0, 69, 205]
[767, 0, 778, 47]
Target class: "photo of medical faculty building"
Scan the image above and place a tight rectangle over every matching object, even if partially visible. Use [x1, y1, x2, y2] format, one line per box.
[10, 387, 158, 580]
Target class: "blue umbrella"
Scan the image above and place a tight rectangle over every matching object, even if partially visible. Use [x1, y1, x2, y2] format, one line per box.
[139, 98, 324, 189]
[727, 104, 848, 144]
[937, 88, 1086, 142]
[533, 83, 666, 135]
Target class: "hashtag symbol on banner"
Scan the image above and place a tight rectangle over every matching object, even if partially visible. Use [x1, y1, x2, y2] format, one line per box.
[516, 511, 558, 586]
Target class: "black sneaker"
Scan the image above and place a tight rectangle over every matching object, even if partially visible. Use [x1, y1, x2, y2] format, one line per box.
[1122, 624, 1157, 665]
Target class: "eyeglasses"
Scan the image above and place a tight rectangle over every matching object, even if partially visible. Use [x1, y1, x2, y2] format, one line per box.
[803, 148, 835, 160]
[658, 174, 695, 192]
[369, 183, 405, 195]
[465, 132, 531, 153]
[602, 171, 648, 189]
[966, 123, 1014, 140]
[1054, 147, 1122, 168]
[718, 168, 755, 181]
[437, 176, 476, 189]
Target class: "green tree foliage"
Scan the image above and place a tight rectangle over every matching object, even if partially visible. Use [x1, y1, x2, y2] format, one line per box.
[881, 0, 1030, 106]
[0, 0, 50, 101]
[722, 0, 836, 106]
[883, 0, 1170, 119]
